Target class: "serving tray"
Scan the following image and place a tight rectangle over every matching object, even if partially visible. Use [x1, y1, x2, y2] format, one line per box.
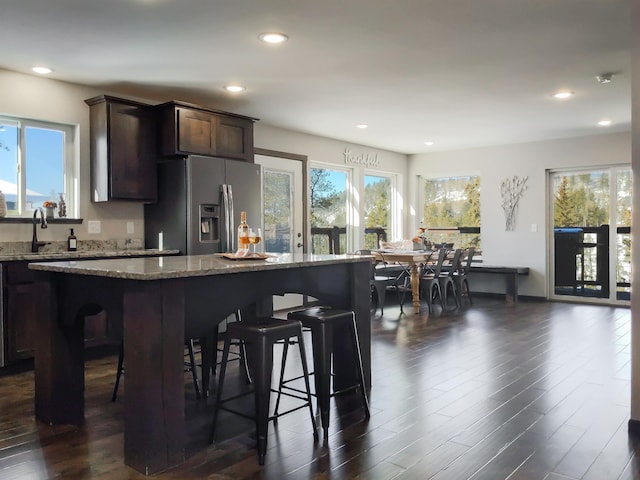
[215, 252, 270, 261]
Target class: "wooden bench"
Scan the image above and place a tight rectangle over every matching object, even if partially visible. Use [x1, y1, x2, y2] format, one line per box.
[469, 265, 530, 303]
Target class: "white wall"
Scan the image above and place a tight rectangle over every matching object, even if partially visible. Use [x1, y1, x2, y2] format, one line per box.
[0, 69, 145, 244]
[408, 132, 631, 298]
[629, 0, 640, 424]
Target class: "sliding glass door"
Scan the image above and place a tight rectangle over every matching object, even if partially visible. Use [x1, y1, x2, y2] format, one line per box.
[550, 167, 631, 304]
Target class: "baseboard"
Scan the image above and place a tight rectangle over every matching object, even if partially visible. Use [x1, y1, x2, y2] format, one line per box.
[470, 292, 546, 302]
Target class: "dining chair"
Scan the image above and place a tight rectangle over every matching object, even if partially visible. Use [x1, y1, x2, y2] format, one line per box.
[453, 247, 475, 305]
[357, 250, 409, 315]
[419, 248, 447, 313]
[438, 249, 463, 310]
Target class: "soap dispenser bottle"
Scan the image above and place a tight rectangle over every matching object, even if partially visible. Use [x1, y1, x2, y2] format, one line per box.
[67, 228, 77, 251]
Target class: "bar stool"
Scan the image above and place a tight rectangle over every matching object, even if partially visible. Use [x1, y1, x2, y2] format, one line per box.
[279, 307, 370, 437]
[112, 339, 202, 401]
[209, 318, 318, 465]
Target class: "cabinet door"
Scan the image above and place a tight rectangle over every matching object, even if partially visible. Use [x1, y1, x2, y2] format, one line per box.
[108, 102, 157, 201]
[216, 115, 254, 161]
[6, 283, 38, 362]
[176, 108, 216, 155]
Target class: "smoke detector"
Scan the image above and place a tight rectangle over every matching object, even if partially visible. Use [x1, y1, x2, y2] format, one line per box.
[596, 73, 614, 84]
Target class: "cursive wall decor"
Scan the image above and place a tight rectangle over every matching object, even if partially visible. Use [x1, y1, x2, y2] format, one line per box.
[343, 147, 380, 168]
[500, 176, 528, 231]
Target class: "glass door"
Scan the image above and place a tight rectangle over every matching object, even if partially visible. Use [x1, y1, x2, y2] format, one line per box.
[256, 153, 304, 311]
[550, 167, 631, 304]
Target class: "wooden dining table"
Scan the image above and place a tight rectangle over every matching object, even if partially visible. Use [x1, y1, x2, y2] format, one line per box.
[373, 250, 434, 314]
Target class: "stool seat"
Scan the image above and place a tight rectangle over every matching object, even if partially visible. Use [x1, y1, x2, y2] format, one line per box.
[209, 318, 318, 465]
[284, 307, 370, 436]
[287, 306, 353, 323]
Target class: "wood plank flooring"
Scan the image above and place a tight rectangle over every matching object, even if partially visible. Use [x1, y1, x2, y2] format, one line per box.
[0, 298, 638, 479]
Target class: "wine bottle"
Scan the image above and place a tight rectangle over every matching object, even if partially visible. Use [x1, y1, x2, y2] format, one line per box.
[67, 228, 77, 251]
[237, 211, 250, 256]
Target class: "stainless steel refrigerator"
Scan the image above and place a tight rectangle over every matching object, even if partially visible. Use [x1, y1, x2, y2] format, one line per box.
[144, 155, 261, 255]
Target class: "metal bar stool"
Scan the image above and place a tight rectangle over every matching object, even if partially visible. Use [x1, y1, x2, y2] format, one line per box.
[278, 307, 370, 437]
[112, 339, 202, 401]
[209, 318, 318, 465]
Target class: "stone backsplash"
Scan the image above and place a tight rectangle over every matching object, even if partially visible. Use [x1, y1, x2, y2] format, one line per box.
[0, 238, 144, 255]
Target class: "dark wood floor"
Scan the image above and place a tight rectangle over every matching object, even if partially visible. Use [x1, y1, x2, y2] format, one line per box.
[0, 297, 638, 479]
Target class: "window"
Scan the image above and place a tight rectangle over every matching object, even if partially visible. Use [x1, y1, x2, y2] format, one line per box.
[420, 175, 481, 249]
[0, 116, 76, 217]
[263, 168, 293, 252]
[310, 166, 349, 254]
[364, 174, 392, 250]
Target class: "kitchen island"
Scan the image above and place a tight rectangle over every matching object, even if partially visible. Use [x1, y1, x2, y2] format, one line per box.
[29, 253, 371, 475]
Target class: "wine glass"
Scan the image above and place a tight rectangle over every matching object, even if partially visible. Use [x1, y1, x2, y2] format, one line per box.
[249, 228, 262, 255]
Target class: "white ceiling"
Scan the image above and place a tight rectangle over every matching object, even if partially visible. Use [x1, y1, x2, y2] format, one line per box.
[0, 0, 631, 154]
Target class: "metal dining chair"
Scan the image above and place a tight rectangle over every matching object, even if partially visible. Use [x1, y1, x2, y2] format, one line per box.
[419, 248, 448, 313]
[356, 250, 409, 315]
[454, 247, 475, 305]
[438, 248, 463, 310]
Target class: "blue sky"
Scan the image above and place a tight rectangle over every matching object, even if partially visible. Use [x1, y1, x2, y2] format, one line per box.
[0, 125, 63, 198]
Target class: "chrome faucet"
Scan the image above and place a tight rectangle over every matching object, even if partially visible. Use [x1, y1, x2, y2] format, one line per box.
[31, 207, 48, 253]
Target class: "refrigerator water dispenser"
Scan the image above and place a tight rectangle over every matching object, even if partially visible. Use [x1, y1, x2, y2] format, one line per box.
[200, 204, 220, 244]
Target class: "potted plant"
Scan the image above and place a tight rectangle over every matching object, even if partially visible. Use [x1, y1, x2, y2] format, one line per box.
[43, 200, 57, 219]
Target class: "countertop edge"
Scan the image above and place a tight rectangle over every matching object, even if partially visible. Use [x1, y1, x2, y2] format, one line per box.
[27, 254, 371, 280]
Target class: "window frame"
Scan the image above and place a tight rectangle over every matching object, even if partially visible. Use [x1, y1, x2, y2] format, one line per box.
[0, 115, 77, 218]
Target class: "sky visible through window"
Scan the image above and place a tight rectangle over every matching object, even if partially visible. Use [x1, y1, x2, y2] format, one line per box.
[0, 125, 63, 205]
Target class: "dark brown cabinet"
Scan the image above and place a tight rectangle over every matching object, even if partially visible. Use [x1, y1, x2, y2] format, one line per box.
[3, 262, 110, 363]
[157, 101, 256, 162]
[85, 95, 158, 203]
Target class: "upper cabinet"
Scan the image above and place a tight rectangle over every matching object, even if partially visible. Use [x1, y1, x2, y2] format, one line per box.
[157, 101, 256, 162]
[85, 95, 158, 203]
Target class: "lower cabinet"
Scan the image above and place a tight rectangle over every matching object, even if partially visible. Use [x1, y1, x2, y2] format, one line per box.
[3, 262, 110, 364]
[6, 281, 38, 362]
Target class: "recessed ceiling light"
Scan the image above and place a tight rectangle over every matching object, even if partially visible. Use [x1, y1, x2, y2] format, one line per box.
[552, 91, 574, 99]
[32, 66, 52, 75]
[424, 141, 434, 146]
[597, 119, 612, 127]
[259, 32, 288, 44]
[356, 124, 368, 129]
[223, 85, 246, 93]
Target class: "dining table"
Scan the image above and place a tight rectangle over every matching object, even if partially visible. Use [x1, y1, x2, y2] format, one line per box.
[28, 253, 371, 475]
[373, 250, 434, 314]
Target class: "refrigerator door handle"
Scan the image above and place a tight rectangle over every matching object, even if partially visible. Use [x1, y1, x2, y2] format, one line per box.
[221, 185, 231, 252]
[227, 184, 235, 251]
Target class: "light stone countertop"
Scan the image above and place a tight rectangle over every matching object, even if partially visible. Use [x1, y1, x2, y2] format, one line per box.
[28, 253, 369, 280]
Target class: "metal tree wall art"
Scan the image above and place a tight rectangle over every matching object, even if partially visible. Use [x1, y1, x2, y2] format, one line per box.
[500, 176, 528, 231]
